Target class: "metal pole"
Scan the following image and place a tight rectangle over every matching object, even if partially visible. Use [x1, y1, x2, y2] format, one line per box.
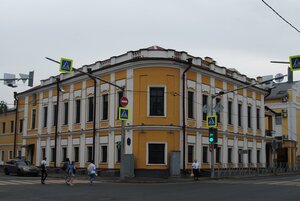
[92, 79, 97, 162]
[120, 87, 126, 179]
[210, 95, 215, 178]
[13, 92, 18, 158]
[54, 78, 60, 168]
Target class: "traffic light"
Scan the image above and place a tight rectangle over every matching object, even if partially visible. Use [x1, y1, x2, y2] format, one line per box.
[28, 71, 34, 87]
[209, 128, 218, 143]
[209, 128, 214, 143]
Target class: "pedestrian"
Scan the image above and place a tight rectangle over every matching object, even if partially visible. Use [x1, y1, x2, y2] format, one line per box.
[192, 160, 200, 181]
[40, 157, 47, 184]
[67, 161, 76, 186]
[62, 158, 71, 184]
[87, 160, 97, 184]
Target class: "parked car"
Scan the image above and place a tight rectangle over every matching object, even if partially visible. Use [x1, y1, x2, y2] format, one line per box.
[4, 159, 40, 176]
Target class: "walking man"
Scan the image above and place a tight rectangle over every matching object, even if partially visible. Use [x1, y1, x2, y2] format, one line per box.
[192, 160, 200, 181]
[87, 160, 97, 184]
[40, 157, 47, 184]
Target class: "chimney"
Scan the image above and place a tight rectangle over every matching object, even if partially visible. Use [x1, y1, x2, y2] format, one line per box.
[288, 67, 293, 83]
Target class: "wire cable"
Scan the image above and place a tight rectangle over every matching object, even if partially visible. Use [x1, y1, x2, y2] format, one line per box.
[261, 0, 300, 34]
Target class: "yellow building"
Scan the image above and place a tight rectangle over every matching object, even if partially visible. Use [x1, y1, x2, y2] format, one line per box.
[2, 46, 271, 176]
[0, 108, 23, 164]
[265, 72, 300, 170]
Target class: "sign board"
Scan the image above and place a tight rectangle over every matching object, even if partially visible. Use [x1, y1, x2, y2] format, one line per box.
[207, 115, 217, 128]
[289, 55, 300, 71]
[118, 107, 130, 121]
[60, 58, 73, 74]
[120, 97, 128, 107]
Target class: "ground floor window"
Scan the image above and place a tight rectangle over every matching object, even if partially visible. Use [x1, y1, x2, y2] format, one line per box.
[147, 143, 166, 164]
[116, 141, 121, 163]
[41, 148, 46, 160]
[188, 144, 194, 163]
[51, 147, 55, 162]
[248, 150, 252, 164]
[238, 149, 243, 164]
[257, 150, 260, 164]
[228, 148, 232, 163]
[216, 147, 221, 163]
[9, 151, 13, 159]
[18, 150, 21, 158]
[1, 150, 4, 161]
[86, 146, 93, 162]
[101, 145, 108, 163]
[62, 147, 67, 162]
[202, 146, 208, 163]
[74, 147, 79, 162]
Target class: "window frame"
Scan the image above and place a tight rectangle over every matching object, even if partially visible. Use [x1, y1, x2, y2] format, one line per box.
[87, 96, 94, 122]
[228, 101, 232, 125]
[100, 145, 108, 163]
[148, 86, 166, 117]
[74, 147, 79, 162]
[63, 102, 69, 125]
[146, 142, 167, 165]
[86, 146, 93, 162]
[31, 109, 36, 129]
[187, 144, 194, 163]
[202, 146, 208, 163]
[102, 94, 109, 120]
[188, 91, 195, 119]
[75, 99, 81, 124]
[43, 106, 48, 128]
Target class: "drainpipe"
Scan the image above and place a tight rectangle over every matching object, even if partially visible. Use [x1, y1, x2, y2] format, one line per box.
[182, 58, 193, 173]
[13, 92, 18, 158]
[54, 78, 60, 168]
[87, 68, 97, 162]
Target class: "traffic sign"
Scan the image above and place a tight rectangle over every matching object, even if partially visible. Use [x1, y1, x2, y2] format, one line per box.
[207, 115, 217, 128]
[120, 97, 128, 107]
[60, 58, 73, 74]
[289, 55, 300, 71]
[118, 107, 130, 121]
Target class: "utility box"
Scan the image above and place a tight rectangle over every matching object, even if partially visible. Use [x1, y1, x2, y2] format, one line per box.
[170, 151, 181, 176]
[122, 154, 135, 178]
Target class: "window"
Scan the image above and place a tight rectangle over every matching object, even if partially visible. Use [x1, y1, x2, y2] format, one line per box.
[18, 150, 21, 158]
[31, 109, 36, 129]
[51, 147, 55, 162]
[238, 103, 242, 127]
[202, 146, 208, 163]
[87, 146, 93, 162]
[188, 91, 194, 119]
[238, 149, 242, 163]
[228, 148, 232, 163]
[88, 97, 94, 122]
[216, 98, 221, 123]
[116, 142, 121, 163]
[64, 102, 68, 125]
[148, 143, 166, 164]
[257, 150, 260, 164]
[149, 87, 165, 116]
[32, 93, 37, 106]
[256, 108, 260, 129]
[117, 91, 124, 119]
[53, 104, 57, 126]
[248, 150, 252, 164]
[9, 151, 12, 159]
[216, 147, 221, 163]
[247, 106, 251, 128]
[62, 147, 67, 162]
[74, 147, 79, 162]
[10, 121, 14, 133]
[202, 95, 208, 121]
[43, 106, 48, 128]
[188, 145, 194, 163]
[41, 148, 46, 160]
[102, 94, 108, 120]
[19, 119, 23, 133]
[228, 101, 232, 125]
[2, 122, 5, 134]
[75, 100, 81, 124]
[101, 145, 108, 163]
[1, 151, 4, 161]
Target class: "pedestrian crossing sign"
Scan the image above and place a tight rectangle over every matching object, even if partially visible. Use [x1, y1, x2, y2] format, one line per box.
[60, 58, 73, 74]
[118, 107, 130, 121]
[289, 55, 300, 71]
[207, 115, 217, 128]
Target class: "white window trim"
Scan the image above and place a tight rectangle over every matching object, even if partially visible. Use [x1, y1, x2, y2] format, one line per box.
[146, 142, 167, 165]
[147, 85, 167, 117]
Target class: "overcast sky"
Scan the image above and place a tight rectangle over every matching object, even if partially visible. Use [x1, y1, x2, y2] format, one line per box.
[1, 0, 300, 105]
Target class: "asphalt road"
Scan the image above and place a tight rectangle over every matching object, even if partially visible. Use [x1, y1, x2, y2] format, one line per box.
[0, 174, 300, 201]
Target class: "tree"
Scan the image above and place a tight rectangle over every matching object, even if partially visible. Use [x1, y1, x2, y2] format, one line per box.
[0, 100, 8, 114]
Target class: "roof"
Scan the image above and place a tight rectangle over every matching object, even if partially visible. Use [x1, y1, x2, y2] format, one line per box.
[265, 81, 298, 100]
